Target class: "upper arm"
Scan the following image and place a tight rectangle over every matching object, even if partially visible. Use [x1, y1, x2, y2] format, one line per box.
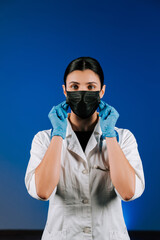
[115, 129, 145, 202]
[24, 130, 57, 201]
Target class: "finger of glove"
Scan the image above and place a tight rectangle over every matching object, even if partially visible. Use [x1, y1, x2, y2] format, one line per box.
[60, 102, 69, 118]
[48, 101, 68, 118]
[61, 102, 69, 118]
[61, 107, 68, 118]
[61, 101, 69, 111]
[56, 101, 69, 111]
[99, 102, 112, 119]
[99, 100, 110, 111]
[99, 100, 119, 119]
[56, 108, 66, 120]
[48, 105, 57, 118]
[101, 108, 112, 120]
[56, 101, 69, 118]
[108, 107, 119, 119]
[99, 101, 111, 118]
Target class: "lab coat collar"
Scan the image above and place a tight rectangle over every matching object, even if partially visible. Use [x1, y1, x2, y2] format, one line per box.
[66, 114, 102, 137]
[65, 114, 102, 161]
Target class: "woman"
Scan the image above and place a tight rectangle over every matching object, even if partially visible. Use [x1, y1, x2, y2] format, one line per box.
[24, 56, 145, 240]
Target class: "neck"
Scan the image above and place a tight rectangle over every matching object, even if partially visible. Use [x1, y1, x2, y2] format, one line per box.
[68, 111, 99, 131]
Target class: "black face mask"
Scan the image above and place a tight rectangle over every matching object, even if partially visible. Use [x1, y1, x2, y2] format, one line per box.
[66, 90, 101, 119]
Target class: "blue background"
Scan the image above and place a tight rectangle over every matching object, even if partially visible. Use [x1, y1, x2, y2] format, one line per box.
[0, 0, 159, 230]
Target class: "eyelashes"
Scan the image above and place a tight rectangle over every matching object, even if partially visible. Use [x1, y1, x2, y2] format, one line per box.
[70, 85, 96, 90]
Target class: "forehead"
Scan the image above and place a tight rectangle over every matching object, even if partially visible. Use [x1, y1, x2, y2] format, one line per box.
[66, 69, 101, 85]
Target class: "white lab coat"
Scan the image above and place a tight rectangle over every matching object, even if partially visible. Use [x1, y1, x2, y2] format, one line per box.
[24, 116, 145, 240]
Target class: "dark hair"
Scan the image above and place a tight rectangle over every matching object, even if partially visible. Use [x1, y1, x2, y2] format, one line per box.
[63, 56, 104, 90]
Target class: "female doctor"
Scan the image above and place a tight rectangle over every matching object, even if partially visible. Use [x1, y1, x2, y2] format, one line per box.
[25, 56, 145, 240]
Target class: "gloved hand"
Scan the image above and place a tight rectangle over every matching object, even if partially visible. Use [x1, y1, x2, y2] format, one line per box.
[48, 101, 69, 140]
[98, 100, 119, 142]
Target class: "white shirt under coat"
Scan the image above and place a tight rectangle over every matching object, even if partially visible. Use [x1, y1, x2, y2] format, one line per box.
[24, 116, 145, 240]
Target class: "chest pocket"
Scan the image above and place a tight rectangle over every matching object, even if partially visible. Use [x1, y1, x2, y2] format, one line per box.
[57, 156, 83, 203]
[89, 145, 117, 206]
[44, 222, 68, 240]
[91, 166, 116, 206]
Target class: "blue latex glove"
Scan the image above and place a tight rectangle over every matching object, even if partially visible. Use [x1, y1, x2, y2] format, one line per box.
[99, 100, 120, 142]
[48, 101, 69, 139]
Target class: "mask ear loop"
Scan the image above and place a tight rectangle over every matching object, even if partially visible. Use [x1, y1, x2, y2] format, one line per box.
[65, 90, 69, 104]
[66, 95, 69, 104]
[97, 90, 101, 114]
[66, 92, 72, 113]
[98, 89, 104, 143]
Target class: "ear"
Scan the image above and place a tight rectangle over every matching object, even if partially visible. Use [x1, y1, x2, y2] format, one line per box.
[99, 84, 106, 98]
[62, 84, 67, 97]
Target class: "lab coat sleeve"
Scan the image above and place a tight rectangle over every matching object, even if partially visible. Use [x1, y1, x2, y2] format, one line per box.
[24, 130, 57, 201]
[114, 129, 145, 202]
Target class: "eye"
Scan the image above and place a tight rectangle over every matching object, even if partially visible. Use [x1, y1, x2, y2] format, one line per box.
[88, 85, 95, 90]
[71, 84, 78, 90]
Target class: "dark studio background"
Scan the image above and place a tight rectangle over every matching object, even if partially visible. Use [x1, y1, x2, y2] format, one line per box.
[0, 0, 159, 233]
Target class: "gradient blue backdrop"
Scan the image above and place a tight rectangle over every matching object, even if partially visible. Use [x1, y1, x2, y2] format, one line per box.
[0, 0, 159, 230]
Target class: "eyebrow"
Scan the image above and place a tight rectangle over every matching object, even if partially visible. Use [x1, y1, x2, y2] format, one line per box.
[69, 81, 98, 85]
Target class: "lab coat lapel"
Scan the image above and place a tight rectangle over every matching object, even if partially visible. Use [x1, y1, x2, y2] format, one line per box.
[65, 116, 102, 161]
[85, 119, 102, 157]
[65, 118, 87, 161]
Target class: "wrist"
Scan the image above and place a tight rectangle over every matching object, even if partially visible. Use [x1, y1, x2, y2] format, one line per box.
[50, 128, 65, 140]
[102, 129, 119, 142]
[51, 133, 64, 139]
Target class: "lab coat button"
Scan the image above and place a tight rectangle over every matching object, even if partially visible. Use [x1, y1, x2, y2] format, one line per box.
[83, 227, 91, 233]
[82, 169, 89, 174]
[93, 164, 98, 169]
[82, 199, 89, 204]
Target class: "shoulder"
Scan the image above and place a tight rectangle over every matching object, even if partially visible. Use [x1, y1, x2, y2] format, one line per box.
[114, 126, 137, 147]
[32, 129, 52, 146]
[35, 128, 52, 138]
